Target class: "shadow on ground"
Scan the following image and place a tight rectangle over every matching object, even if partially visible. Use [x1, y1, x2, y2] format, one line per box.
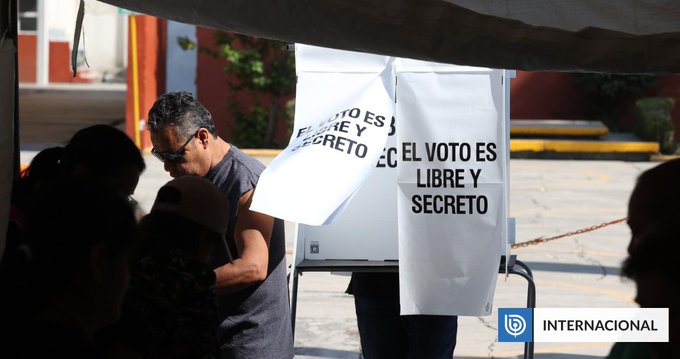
[295, 347, 360, 358]
[455, 355, 602, 359]
[294, 347, 603, 359]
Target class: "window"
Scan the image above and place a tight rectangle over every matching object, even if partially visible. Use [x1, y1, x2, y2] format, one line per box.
[18, 0, 38, 33]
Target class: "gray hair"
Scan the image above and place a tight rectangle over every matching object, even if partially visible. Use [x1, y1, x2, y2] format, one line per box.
[147, 91, 218, 139]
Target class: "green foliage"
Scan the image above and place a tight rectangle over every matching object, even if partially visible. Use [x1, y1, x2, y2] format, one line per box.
[576, 73, 657, 131]
[634, 97, 676, 154]
[176, 36, 196, 51]
[283, 99, 296, 141]
[210, 32, 296, 148]
[231, 103, 269, 148]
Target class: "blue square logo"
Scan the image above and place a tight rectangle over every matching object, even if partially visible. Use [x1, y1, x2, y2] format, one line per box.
[498, 308, 533, 342]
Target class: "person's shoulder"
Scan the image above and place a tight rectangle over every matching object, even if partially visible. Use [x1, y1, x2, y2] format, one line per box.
[231, 147, 265, 171]
[228, 147, 265, 187]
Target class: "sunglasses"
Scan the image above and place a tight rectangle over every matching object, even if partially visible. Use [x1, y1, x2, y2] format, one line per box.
[151, 130, 199, 163]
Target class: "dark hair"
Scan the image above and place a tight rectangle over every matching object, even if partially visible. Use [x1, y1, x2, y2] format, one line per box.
[24, 146, 64, 182]
[137, 211, 222, 259]
[7, 126, 142, 267]
[61, 125, 146, 177]
[147, 91, 218, 138]
[24, 178, 137, 291]
[631, 159, 680, 219]
[627, 158, 680, 255]
[10, 147, 65, 210]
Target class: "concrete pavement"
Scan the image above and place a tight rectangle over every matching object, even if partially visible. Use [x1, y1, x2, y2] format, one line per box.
[286, 159, 656, 359]
[19, 84, 126, 145]
[18, 150, 659, 358]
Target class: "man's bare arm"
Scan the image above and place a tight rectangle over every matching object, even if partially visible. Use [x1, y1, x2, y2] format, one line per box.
[213, 189, 273, 295]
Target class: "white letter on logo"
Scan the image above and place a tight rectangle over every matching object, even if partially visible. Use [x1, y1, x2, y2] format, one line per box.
[505, 314, 527, 337]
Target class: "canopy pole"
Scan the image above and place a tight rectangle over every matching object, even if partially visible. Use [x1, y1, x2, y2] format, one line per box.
[35, 0, 48, 85]
[11, 0, 18, 178]
[130, 15, 141, 147]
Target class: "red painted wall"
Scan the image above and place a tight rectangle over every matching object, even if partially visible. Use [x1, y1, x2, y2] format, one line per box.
[511, 71, 680, 138]
[18, 34, 94, 83]
[196, 27, 294, 146]
[18, 35, 36, 82]
[196, 27, 233, 138]
[125, 15, 165, 151]
[510, 71, 585, 119]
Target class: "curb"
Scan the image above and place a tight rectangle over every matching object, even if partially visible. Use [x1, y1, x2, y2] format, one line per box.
[509, 139, 659, 154]
[510, 119, 609, 137]
[241, 149, 283, 157]
[650, 154, 680, 162]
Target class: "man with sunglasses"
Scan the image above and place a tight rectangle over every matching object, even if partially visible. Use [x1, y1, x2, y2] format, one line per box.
[147, 92, 293, 359]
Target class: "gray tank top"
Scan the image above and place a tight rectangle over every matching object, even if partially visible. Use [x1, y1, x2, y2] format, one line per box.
[205, 146, 293, 359]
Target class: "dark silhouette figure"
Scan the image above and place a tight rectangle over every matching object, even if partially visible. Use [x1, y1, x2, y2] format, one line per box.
[609, 219, 679, 359]
[0, 178, 137, 358]
[1, 125, 145, 350]
[608, 159, 680, 359]
[101, 176, 230, 359]
[626, 158, 680, 253]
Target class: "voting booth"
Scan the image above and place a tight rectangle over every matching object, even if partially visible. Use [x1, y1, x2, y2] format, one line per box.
[251, 45, 535, 357]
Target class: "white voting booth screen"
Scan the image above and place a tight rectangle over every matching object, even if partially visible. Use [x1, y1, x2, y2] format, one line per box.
[253, 45, 509, 315]
[299, 145, 399, 261]
[395, 61, 508, 315]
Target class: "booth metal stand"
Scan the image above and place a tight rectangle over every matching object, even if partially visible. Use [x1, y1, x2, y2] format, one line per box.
[290, 255, 535, 359]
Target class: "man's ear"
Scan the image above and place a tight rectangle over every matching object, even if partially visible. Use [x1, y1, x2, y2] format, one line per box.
[197, 128, 211, 148]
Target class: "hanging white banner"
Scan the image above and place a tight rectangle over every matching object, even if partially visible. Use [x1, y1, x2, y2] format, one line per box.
[251, 45, 395, 225]
[396, 62, 507, 315]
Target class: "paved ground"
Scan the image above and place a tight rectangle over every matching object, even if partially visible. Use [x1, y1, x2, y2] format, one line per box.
[285, 159, 657, 359]
[19, 150, 660, 358]
[19, 84, 126, 146]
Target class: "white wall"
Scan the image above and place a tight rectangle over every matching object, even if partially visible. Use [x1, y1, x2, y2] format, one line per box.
[44, 0, 78, 42]
[44, 0, 126, 76]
